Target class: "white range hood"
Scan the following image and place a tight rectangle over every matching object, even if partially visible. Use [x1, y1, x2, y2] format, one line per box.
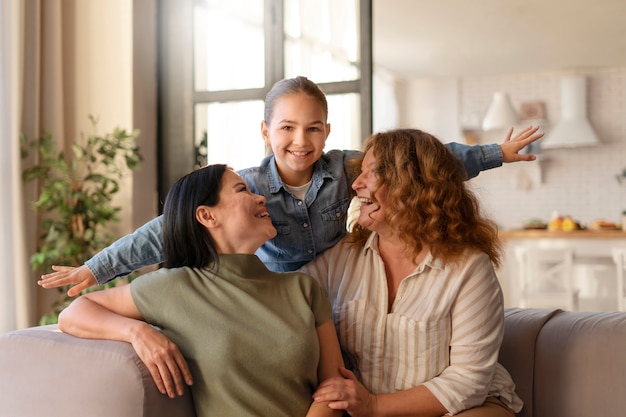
[540, 75, 601, 149]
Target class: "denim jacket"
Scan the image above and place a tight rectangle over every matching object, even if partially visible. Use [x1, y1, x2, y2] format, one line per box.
[86, 143, 502, 283]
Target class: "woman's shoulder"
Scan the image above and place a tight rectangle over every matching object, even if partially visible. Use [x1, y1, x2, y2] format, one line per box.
[461, 248, 493, 264]
[279, 269, 320, 285]
[449, 249, 499, 285]
[431, 249, 495, 279]
[132, 266, 200, 287]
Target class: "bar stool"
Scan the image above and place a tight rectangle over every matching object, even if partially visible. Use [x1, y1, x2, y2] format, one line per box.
[514, 246, 578, 311]
[612, 248, 626, 311]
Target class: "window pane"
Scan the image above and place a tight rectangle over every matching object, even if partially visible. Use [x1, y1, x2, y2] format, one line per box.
[284, 0, 360, 82]
[195, 101, 266, 171]
[325, 93, 362, 151]
[194, 0, 265, 91]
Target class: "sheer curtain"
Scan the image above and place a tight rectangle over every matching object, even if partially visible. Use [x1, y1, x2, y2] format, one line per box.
[0, 0, 29, 333]
[1, 0, 71, 332]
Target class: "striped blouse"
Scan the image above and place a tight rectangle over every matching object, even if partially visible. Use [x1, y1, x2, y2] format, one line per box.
[299, 233, 523, 415]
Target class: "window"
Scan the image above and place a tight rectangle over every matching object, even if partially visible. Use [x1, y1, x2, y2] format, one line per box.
[158, 0, 372, 200]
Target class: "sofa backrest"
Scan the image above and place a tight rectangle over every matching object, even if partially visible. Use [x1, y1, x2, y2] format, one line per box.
[501, 308, 626, 417]
[533, 310, 626, 417]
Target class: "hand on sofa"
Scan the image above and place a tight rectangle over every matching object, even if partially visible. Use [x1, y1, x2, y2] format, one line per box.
[58, 285, 194, 399]
[130, 322, 194, 398]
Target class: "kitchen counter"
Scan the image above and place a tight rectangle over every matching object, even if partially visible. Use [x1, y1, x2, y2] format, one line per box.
[497, 229, 626, 310]
[499, 229, 626, 239]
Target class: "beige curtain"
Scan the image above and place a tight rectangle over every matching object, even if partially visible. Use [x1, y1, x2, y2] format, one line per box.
[1, 0, 29, 333]
[1, 0, 74, 332]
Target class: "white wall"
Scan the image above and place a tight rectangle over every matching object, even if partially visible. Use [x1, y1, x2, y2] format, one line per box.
[396, 77, 462, 143]
[71, 0, 133, 237]
[393, 68, 626, 230]
[69, 0, 158, 237]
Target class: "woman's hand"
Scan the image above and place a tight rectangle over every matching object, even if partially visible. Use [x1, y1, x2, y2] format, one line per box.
[500, 125, 544, 162]
[38, 265, 97, 296]
[313, 367, 377, 417]
[130, 323, 194, 398]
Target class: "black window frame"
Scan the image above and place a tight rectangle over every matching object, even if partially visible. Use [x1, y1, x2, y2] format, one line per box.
[156, 0, 372, 206]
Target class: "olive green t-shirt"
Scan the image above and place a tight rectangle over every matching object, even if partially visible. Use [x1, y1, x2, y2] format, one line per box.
[131, 253, 332, 417]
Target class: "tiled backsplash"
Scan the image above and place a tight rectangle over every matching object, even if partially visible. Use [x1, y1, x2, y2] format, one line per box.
[461, 68, 626, 230]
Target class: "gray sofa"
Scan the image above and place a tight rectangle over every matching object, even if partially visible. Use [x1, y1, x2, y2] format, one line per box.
[1, 308, 626, 417]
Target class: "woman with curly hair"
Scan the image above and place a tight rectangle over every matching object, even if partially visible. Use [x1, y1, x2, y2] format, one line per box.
[303, 129, 522, 416]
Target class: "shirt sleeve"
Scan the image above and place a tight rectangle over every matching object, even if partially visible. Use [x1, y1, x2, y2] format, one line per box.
[308, 278, 333, 326]
[422, 254, 504, 414]
[85, 216, 166, 285]
[129, 267, 187, 326]
[444, 142, 503, 179]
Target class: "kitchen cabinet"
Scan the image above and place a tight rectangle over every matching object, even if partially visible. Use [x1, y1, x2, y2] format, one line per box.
[498, 230, 626, 311]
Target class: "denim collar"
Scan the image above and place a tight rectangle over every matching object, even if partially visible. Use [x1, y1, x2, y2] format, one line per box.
[266, 154, 338, 195]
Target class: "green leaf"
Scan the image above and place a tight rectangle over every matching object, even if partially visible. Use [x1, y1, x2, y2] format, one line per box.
[20, 116, 142, 323]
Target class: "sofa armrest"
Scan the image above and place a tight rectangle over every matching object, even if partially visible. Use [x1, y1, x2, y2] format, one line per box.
[0, 325, 196, 417]
[500, 308, 562, 417]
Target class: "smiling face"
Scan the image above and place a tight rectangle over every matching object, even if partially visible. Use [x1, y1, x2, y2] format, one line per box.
[351, 149, 391, 235]
[261, 92, 330, 186]
[202, 170, 277, 254]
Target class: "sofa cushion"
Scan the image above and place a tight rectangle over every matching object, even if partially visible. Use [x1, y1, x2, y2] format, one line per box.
[533, 311, 626, 417]
[0, 325, 196, 417]
[500, 308, 562, 417]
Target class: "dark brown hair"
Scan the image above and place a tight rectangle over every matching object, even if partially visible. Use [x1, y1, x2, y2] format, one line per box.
[162, 164, 228, 269]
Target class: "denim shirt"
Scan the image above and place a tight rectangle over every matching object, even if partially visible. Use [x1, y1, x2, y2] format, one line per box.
[86, 143, 502, 284]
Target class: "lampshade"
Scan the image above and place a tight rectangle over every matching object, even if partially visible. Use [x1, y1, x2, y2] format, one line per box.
[482, 92, 518, 130]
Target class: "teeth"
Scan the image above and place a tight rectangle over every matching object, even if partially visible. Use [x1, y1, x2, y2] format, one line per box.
[290, 151, 309, 156]
[358, 197, 373, 205]
[256, 212, 269, 218]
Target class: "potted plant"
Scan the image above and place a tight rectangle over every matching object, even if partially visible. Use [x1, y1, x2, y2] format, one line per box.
[21, 116, 143, 324]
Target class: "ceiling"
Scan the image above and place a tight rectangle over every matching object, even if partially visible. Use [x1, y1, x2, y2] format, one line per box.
[373, 0, 626, 78]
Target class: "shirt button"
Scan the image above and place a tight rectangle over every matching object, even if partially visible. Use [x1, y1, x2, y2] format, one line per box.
[308, 250, 313, 254]
[297, 201, 303, 206]
[303, 223, 309, 228]
[336, 212, 341, 218]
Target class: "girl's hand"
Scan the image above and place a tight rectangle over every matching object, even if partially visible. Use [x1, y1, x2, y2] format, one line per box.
[500, 125, 544, 162]
[38, 265, 97, 297]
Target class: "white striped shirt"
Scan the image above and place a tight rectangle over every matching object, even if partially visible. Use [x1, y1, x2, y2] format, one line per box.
[299, 233, 523, 415]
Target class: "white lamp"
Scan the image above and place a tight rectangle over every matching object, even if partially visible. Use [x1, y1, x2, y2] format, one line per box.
[482, 92, 518, 130]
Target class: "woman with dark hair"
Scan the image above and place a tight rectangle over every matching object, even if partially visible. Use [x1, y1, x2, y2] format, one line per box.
[58, 165, 344, 417]
[303, 129, 522, 416]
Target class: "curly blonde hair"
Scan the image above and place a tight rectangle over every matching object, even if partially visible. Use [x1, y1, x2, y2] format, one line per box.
[348, 129, 502, 268]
